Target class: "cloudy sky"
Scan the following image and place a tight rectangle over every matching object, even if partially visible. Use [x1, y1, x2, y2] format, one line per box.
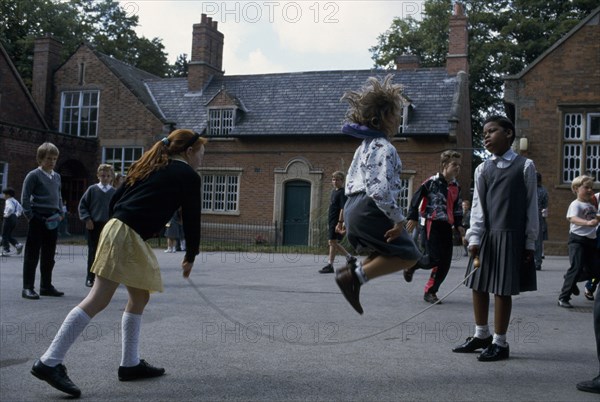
[119, 0, 426, 75]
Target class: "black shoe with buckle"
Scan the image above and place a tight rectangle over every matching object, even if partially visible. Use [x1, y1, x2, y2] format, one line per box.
[318, 264, 334, 274]
[452, 335, 492, 353]
[22, 288, 40, 300]
[85, 278, 94, 288]
[334, 261, 363, 314]
[31, 359, 81, 397]
[40, 286, 64, 297]
[118, 359, 165, 381]
[477, 343, 510, 362]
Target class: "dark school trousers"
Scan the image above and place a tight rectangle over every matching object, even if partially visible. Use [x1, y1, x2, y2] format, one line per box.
[559, 233, 596, 301]
[22, 217, 58, 290]
[424, 220, 453, 295]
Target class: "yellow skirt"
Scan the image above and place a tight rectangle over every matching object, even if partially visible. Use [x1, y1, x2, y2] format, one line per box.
[91, 218, 163, 292]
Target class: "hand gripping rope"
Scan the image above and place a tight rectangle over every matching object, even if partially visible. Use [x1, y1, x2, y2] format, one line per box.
[185, 256, 481, 346]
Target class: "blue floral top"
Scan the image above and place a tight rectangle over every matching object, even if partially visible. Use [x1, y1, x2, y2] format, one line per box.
[345, 137, 405, 224]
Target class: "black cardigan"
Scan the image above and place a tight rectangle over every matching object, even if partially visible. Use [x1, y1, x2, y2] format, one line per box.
[110, 160, 201, 263]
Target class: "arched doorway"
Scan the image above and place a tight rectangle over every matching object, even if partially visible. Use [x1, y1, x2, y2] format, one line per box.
[282, 180, 310, 245]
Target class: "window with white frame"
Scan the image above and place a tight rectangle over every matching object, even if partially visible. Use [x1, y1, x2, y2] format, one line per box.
[562, 111, 600, 183]
[103, 147, 143, 175]
[0, 161, 7, 190]
[208, 108, 235, 136]
[201, 173, 240, 213]
[60, 91, 100, 137]
[397, 176, 412, 217]
[397, 105, 411, 134]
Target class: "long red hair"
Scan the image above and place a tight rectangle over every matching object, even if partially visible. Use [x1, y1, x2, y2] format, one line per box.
[125, 129, 207, 186]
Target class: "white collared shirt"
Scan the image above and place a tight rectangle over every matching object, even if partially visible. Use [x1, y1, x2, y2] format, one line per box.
[96, 183, 113, 192]
[37, 167, 55, 179]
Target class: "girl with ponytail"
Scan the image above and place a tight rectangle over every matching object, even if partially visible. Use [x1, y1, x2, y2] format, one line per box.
[31, 129, 207, 397]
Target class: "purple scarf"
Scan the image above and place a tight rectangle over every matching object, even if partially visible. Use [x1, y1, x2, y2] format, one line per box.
[341, 123, 387, 139]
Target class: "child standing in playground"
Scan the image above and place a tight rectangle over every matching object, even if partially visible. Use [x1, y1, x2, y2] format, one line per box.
[453, 115, 538, 362]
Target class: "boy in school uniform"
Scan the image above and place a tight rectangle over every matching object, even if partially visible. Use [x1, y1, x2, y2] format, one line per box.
[319, 171, 355, 273]
[78, 164, 116, 287]
[20, 142, 65, 300]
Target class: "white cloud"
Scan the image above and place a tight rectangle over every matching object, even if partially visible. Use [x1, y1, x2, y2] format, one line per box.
[122, 0, 425, 74]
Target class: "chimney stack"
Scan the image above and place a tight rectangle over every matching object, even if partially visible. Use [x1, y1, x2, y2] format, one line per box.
[446, 2, 468, 75]
[188, 13, 224, 92]
[32, 36, 62, 125]
[395, 54, 420, 70]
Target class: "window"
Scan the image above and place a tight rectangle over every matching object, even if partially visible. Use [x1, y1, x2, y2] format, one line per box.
[208, 108, 235, 136]
[60, 91, 100, 137]
[202, 173, 240, 213]
[103, 147, 143, 175]
[562, 111, 600, 183]
[397, 177, 412, 217]
[397, 105, 411, 134]
[0, 161, 7, 190]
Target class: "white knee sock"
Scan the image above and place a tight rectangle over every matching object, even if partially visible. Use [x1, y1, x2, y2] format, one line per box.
[41, 306, 91, 367]
[120, 312, 142, 367]
[474, 325, 490, 339]
[492, 333, 508, 347]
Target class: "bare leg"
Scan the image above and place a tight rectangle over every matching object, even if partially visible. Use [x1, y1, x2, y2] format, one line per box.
[78, 275, 121, 318]
[494, 294, 512, 334]
[332, 240, 351, 258]
[362, 255, 417, 280]
[473, 290, 490, 326]
[125, 285, 150, 314]
[327, 240, 337, 264]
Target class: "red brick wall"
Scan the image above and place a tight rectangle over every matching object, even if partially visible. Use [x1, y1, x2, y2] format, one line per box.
[52, 45, 165, 170]
[507, 23, 600, 254]
[203, 135, 464, 224]
[0, 51, 47, 129]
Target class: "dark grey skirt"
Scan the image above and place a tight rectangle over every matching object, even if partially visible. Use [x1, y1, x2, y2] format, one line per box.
[344, 192, 421, 260]
[465, 229, 537, 296]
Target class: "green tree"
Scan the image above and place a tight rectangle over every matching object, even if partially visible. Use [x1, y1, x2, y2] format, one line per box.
[0, 0, 86, 88]
[168, 53, 189, 78]
[0, 0, 170, 85]
[370, 0, 598, 142]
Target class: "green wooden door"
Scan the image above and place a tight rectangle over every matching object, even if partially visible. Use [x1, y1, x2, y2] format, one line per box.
[283, 180, 310, 245]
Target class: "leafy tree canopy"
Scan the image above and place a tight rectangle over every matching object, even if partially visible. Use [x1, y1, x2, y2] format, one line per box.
[0, 0, 171, 87]
[370, 0, 599, 145]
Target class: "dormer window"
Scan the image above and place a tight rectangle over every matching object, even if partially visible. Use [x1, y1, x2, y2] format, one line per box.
[208, 108, 235, 136]
[398, 104, 412, 134]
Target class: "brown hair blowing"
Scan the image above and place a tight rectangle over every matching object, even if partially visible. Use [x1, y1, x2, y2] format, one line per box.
[125, 129, 207, 186]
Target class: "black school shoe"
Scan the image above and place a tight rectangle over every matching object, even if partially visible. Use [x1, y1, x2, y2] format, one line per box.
[334, 261, 363, 315]
[576, 374, 600, 394]
[318, 264, 334, 274]
[40, 286, 64, 297]
[477, 343, 509, 362]
[452, 335, 492, 353]
[31, 359, 81, 397]
[118, 359, 165, 381]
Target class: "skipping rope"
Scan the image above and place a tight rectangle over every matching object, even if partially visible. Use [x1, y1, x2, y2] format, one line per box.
[185, 257, 481, 347]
